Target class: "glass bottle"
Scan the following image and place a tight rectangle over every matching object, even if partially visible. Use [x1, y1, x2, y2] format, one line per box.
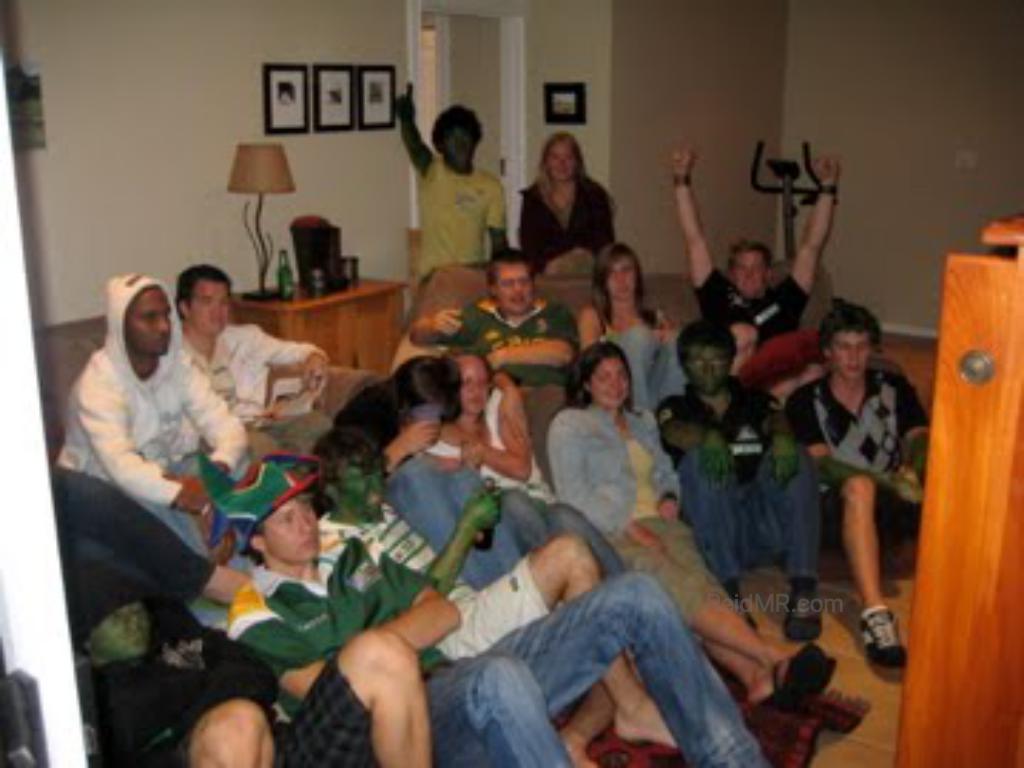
[277, 249, 295, 300]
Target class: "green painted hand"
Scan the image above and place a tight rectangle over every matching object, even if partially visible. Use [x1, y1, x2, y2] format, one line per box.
[698, 430, 734, 485]
[770, 433, 799, 486]
[89, 602, 152, 667]
[890, 467, 924, 504]
[460, 483, 502, 536]
[395, 82, 415, 124]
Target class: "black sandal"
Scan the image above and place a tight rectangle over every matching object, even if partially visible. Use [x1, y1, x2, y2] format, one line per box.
[767, 643, 836, 712]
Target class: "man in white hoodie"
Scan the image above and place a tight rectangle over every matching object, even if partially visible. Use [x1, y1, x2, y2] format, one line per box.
[59, 274, 248, 556]
[176, 264, 332, 456]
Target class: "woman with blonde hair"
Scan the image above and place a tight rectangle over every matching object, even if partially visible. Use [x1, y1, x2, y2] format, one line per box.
[578, 242, 686, 410]
[519, 132, 615, 274]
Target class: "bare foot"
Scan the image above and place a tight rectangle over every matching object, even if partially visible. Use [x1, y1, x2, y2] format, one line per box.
[746, 663, 775, 704]
[749, 643, 794, 704]
[560, 727, 599, 768]
[614, 697, 677, 749]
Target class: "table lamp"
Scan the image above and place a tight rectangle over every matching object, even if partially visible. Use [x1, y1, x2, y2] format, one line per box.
[228, 143, 295, 298]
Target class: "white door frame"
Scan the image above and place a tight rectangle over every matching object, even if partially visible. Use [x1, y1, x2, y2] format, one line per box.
[407, 0, 526, 244]
[0, 64, 86, 767]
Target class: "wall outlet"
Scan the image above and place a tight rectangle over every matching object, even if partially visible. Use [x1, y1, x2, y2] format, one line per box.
[954, 149, 978, 171]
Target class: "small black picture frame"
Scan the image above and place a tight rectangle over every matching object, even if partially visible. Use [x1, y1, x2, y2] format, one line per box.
[357, 65, 396, 130]
[544, 82, 587, 125]
[263, 64, 309, 134]
[313, 64, 355, 132]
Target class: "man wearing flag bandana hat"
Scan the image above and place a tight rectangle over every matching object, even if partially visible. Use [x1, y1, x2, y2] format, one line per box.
[208, 447, 768, 767]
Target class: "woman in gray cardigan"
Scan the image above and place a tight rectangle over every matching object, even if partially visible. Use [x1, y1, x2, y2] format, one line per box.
[549, 341, 832, 706]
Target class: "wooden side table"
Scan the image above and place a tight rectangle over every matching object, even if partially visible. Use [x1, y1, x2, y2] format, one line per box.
[231, 279, 405, 375]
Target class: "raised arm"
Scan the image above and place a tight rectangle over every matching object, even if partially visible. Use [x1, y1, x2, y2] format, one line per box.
[395, 83, 433, 176]
[791, 156, 840, 292]
[671, 147, 714, 288]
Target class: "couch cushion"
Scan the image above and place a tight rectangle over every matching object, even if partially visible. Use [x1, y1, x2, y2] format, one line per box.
[36, 316, 106, 458]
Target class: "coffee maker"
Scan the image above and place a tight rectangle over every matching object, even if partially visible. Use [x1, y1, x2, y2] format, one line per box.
[290, 215, 348, 294]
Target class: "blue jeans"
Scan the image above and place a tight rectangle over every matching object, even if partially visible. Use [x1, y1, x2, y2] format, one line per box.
[500, 490, 625, 577]
[427, 572, 767, 768]
[678, 449, 821, 585]
[613, 325, 688, 411]
[50, 468, 214, 644]
[386, 456, 524, 588]
[387, 459, 626, 587]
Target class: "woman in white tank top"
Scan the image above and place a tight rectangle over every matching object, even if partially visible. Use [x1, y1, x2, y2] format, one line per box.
[427, 354, 624, 576]
[428, 355, 554, 502]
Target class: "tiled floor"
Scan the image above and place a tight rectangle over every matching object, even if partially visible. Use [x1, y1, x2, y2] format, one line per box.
[750, 333, 936, 767]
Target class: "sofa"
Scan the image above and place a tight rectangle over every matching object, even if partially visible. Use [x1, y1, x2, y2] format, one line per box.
[35, 316, 380, 461]
[392, 263, 835, 478]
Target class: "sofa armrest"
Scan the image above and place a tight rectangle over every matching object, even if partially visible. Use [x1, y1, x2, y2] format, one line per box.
[266, 364, 382, 419]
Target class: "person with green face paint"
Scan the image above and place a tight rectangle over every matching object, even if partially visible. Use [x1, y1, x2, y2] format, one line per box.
[396, 84, 507, 280]
[314, 426, 503, 596]
[657, 320, 823, 642]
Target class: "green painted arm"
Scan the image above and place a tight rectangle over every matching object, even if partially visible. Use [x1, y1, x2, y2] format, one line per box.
[816, 455, 923, 504]
[426, 484, 501, 595]
[396, 83, 432, 176]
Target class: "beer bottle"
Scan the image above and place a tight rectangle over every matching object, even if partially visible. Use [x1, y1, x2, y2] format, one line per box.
[277, 249, 295, 300]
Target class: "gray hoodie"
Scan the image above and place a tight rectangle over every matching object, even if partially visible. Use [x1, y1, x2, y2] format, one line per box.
[58, 274, 248, 507]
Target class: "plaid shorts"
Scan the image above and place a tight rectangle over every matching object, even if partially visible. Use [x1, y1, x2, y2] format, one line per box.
[275, 658, 374, 768]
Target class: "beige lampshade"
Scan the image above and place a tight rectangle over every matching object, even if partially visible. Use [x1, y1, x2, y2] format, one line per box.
[227, 143, 295, 194]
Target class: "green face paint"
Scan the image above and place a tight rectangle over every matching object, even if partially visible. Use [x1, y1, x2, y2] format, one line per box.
[325, 462, 385, 525]
[89, 602, 152, 667]
[683, 345, 733, 398]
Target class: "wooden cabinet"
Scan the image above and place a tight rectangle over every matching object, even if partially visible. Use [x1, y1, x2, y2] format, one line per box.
[897, 216, 1024, 767]
[231, 279, 405, 375]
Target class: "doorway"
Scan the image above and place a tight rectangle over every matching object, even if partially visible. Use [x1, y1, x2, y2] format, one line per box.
[407, 0, 526, 245]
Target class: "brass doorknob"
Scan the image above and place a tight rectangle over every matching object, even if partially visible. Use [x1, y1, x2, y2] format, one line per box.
[959, 350, 995, 385]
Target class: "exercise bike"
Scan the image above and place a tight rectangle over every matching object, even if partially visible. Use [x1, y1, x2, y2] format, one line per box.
[749, 141, 831, 262]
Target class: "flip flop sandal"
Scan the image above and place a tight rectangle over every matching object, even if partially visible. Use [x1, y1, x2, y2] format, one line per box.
[768, 643, 837, 712]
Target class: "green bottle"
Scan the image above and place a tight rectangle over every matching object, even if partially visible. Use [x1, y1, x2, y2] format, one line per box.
[277, 249, 295, 300]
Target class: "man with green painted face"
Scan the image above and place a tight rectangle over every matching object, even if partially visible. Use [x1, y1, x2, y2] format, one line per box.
[396, 84, 507, 280]
[657, 320, 822, 641]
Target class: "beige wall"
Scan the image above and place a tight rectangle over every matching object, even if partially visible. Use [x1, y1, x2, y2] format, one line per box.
[448, 14, 502, 176]
[783, 0, 1024, 331]
[9, 0, 408, 325]
[526, 0, 613, 186]
[609, 0, 789, 274]
[14, 0, 1020, 329]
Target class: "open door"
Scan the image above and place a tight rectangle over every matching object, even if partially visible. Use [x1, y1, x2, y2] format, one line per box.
[896, 216, 1024, 766]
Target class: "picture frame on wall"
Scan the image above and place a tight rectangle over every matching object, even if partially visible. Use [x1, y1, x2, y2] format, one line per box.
[313, 64, 354, 132]
[544, 82, 587, 125]
[357, 65, 396, 130]
[263, 64, 308, 134]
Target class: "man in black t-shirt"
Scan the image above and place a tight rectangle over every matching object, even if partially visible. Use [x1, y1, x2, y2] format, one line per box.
[785, 300, 929, 669]
[670, 146, 840, 391]
[657, 321, 822, 642]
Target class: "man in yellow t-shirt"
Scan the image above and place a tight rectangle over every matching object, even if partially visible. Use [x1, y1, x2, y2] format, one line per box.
[396, 84, 507, 280]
